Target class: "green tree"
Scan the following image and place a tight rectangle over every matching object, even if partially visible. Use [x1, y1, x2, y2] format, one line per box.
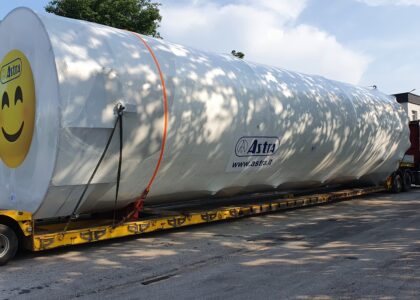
[45, 0, 162, 38]
[231, 50, 245, 59]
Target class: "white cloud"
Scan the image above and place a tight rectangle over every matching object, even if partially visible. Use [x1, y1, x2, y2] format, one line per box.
[159, 0, 369, 84]
[357, 0, 420, 6]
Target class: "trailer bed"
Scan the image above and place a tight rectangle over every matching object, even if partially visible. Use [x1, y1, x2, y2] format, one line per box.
[29, 186, 385, 251]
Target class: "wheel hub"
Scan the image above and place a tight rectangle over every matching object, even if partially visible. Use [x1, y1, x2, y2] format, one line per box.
[0, 233, 10, 258]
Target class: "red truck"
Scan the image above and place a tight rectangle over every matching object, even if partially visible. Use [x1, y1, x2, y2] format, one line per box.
[395, 120, 420, 191]
[392, 92, 420, 192]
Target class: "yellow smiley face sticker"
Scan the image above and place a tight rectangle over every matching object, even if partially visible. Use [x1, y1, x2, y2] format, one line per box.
[0, 49, 36, 168]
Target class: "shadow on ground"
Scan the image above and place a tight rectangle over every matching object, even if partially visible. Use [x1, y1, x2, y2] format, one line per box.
[1, 190, 420, 299]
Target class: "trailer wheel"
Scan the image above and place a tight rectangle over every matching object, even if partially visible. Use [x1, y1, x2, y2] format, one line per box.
[402, 172, 412, 192]
[0, 224, 18, 266]
[391, 173, 403, 193]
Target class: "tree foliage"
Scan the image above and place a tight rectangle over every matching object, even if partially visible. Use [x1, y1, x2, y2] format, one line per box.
[45, 0, 162, 37]
[231, 50, 245, 59]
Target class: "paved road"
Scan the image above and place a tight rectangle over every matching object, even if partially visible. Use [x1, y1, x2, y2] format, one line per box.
[1, 190, 420, 299]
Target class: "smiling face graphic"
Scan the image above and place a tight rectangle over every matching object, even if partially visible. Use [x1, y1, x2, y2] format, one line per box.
[0, 50, 35, 168]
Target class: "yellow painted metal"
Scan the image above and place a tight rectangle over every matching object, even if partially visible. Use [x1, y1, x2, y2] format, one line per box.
[32, 186, 385, 251]
[385, 176, 393, 191]
[0, 210, 33, 236]
[400, 162, 415, 168]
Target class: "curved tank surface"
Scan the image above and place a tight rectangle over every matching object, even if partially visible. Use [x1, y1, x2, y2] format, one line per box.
[0, 8, 410, 219]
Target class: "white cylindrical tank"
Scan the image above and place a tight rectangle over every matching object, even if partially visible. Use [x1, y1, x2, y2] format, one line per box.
[0, 8, 409, 219]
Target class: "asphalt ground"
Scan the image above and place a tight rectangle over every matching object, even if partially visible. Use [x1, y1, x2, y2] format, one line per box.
[1, 189, 420, 299]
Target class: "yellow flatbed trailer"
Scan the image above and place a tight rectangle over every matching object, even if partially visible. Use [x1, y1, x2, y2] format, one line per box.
[0, 186, 385, 265]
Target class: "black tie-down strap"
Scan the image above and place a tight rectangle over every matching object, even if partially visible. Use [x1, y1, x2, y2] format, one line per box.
[62, 103, 125, 233]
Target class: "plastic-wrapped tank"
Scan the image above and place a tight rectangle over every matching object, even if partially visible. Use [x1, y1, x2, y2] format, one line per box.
[0, 8, 409, 219]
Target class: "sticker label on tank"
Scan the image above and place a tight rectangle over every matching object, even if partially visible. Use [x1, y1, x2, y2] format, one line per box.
[0, 49, 36, 168]
[226, 136, 279, 172]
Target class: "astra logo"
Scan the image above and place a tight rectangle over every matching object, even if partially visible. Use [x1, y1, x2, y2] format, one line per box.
[1, 58, 22, 84]
[235, 136, 280, 157]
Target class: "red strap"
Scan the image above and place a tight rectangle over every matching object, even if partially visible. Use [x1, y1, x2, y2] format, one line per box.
[129, 32, 169, 215]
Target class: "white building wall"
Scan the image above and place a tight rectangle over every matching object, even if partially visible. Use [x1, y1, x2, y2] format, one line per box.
[404, 102, 420, 121]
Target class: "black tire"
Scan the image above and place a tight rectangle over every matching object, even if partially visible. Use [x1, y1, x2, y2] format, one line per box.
[391, 173, 403, 193]
[402, 172, 412, 192]
[0, 224, 18, 266]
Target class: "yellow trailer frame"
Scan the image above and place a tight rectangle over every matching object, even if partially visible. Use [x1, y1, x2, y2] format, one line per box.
[0, 186, 385, 254]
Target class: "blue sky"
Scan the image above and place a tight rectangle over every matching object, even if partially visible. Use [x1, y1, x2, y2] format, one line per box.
[1, 0, 419, 94]
[0, 0, 47, 18]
